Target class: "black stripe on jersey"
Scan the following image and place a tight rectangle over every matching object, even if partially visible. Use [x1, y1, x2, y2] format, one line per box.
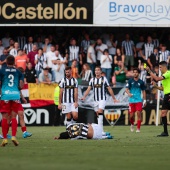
[96, 78, 99, 101]
[69, 79, 72, 103]
[64, 78, 67, 103]
[101, 76, 104, 100]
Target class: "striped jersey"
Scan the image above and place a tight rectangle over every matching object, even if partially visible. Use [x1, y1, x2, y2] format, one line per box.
[23, 43, 33, 54]
[159, 50, 170, 62]
[59, 77, 78, 103]
[66, 123, 89, 139]
[122, 40, 134, 56]
[142, 43, 154, 60]
[89, 76, 109, 101]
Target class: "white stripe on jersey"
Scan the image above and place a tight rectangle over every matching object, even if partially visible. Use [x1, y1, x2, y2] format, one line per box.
[159, 50, 170, 62]
[23, 43, 33, 54]
[89, 76, 109, 101]
[122, 40, 134, 56]
[59, 77, 78, 103]
[144, 43, 154, 60]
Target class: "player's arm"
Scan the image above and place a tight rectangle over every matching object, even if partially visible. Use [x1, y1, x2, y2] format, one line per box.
[125, 88, 133, 97]
[151, 81, 163, 91]
[142, 90, 147, 107]
[20, 91, 27, 104]
[107, 86, 118, 102]
[146, 67, 164, 81]
[58, 88, 64, 110]
[74, 87, 78, 108]
[81, 86, 91, 100]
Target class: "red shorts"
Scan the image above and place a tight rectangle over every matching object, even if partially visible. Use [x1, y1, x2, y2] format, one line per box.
[0, 100, 21, 114]
[129, 102, 142, 114]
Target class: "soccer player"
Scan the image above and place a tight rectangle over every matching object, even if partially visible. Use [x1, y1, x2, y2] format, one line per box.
[146, 61, 170, 137]
[0, 55, 24, 146]
[125, 68, 146, 133]
[81, 66, 118, 134]
[58, 66, 78, 125]
[54, 123, 113, 140]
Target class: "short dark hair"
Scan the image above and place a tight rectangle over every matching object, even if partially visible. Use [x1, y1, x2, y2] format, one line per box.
[133, 68, 140, 73]
[6, 55, 15, 65]
[58, 132, 70, 139]
[159, 61, 167, 67]
[65, 66, 71, 71]
[95, 66, 102, 71]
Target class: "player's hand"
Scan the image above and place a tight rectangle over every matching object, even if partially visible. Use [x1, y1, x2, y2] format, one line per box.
[143, 100, 147, 108]
[128, 93, 133, 97]
[58, 104, 62, 110]
[74, 102, 78, 108]
[113, 99, 119, 103]
[22, 98, 27, 104]
[80, 97, 86, 101]
[151, 81, 157, 87]
[145, 66, 150, 71]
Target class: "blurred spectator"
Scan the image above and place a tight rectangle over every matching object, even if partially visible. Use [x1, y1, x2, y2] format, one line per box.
[34, 37, 43, 49]
[81, 33, 91, 64]
[7, 39, 14, 53]
[80, 63, 93, 84]
[152, 32, 159, 48]
[2, 32, 11, 48]
[52, 59, 65, 83]
[87, 40, 96, 74]
[10, 42, 20, 57]
[0, 48, 8, 69]
[106, 33, 117, 57]
[100, 49, 112, 83]
[114, 47, 125, 65]
[159, 44, 170, 63]
[0, 39, 4, 56]
[114, 60, 127, 87]
[71, 60, 79, 79]
[136, 35, 145, 63]
[138, 61, 147, 84]
[17, 30, 26, 50]
[24, 36, 34, 54]
[121, 33, 136, 69]
[15, 49, 28, 71]
[39, 67, 52, 84]
[34, 48, 47, 77]
[42, 37, 51, 53]
[27, 44, 38, 68]
[140, 35, 154, 61]
[95, 38, 108, 65]
[66, 38, 82, 67]
[147, 47, 159, 70]
[165, 34, 170, 51]
[24, 62, 38, 83]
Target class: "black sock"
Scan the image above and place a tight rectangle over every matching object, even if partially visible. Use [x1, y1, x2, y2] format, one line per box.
[162, 116, 168, 134]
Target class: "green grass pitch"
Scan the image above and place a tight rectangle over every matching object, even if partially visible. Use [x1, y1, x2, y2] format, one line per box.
[0, 126, 170, 170]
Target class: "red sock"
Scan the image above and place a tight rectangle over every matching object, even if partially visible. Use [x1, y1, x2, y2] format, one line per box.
[130, 118, 134, 125]
[137, 120, 141, 130]
[21, 126, 27, 133]
[12, 118, 17, 136]
[1, 119, 8, 138]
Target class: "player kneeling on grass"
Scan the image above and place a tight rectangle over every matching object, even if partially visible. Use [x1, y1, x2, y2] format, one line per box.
[54, 123, 113, 140]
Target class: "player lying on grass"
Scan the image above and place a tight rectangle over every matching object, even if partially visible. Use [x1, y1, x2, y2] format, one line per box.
[54, 123, 113, 140]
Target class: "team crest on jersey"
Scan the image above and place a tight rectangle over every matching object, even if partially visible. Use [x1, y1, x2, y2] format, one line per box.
[104, 109, 121, 126]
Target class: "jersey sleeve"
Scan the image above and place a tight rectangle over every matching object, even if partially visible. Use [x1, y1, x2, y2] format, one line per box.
[59, 78, 64, 88]
[18, 70, 24, 82]
[162, 71, 170, 79]
[104, 77, 109, 87]
[89, 78, 93, 86]
[74, 79, 78, 88]
[126, 79, 131, 89]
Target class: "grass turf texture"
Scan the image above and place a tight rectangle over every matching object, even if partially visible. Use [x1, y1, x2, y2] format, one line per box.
[0, 126, 170, 170]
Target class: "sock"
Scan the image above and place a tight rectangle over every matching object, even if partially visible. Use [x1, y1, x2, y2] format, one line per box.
[72, 118, 77, 124]
[1, 119, 8, 138]
[137, 120, 141, 130]
[66, 118, 72, 126]
[11, 118, 17, 137]
[21, 126, 27, 133]
[98, 113, 103, 132]
[130, 117, 134, 125]
[162, 116, 168, 134]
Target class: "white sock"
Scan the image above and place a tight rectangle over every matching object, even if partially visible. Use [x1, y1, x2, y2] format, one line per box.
[98, 114, 103, 132]
[66, 119, 72, 126]
[102, 136, 108, 139]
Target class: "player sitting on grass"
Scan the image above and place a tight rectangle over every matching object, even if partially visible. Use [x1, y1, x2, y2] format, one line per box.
[54, 123, 113, 140]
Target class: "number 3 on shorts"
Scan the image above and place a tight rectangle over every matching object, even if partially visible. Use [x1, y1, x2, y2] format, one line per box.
[8, 74, 14, 87]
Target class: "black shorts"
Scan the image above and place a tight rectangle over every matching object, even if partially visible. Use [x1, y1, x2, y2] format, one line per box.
[162, 94, 170, 110]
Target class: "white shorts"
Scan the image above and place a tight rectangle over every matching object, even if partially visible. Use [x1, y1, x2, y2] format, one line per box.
[91, 123, 102, 139]
[62, 103, 78, 114]
[94, 100, 106, 112]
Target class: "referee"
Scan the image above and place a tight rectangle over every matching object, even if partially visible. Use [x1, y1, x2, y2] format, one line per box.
[146, 61, 170, 137]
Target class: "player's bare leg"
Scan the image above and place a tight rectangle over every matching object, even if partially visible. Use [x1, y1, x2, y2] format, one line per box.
[129, 112, 134, 132]
[71, 112, 78, 124]
[66, 113, 72, 126]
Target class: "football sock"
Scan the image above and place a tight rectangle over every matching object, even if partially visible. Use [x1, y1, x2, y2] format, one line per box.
[12, 118, 17, 137]
[66, 118, 72, 126]
[162, 116, 168, 134]
[21, 126, 27, 133]
[98, 113, 103, 132]
[72, 118, 77, 124]
[1, 119, 8, 139]
[137, 120, 141, 130]
[130, 117, 134, 125]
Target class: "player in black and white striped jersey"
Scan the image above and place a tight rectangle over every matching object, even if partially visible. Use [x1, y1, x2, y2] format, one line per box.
[140, 36, 155, 61]
[81, 66, 118, 133]
[159, 44, 170, 62]
[58, 66, 78, 125]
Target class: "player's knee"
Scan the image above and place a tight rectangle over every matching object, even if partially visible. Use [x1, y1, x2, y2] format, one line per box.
[161, 110, 167, 117]
[72, 115, 78, 120]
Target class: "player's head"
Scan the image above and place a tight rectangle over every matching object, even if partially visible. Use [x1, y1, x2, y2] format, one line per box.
[133, 68, 140, 78]
[159, 61, 168, 74]
[6, 55, 15, 66]
[95, 66, 102, 77]
[58, 132, 70, 139]
[65, 66, 72, 78]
